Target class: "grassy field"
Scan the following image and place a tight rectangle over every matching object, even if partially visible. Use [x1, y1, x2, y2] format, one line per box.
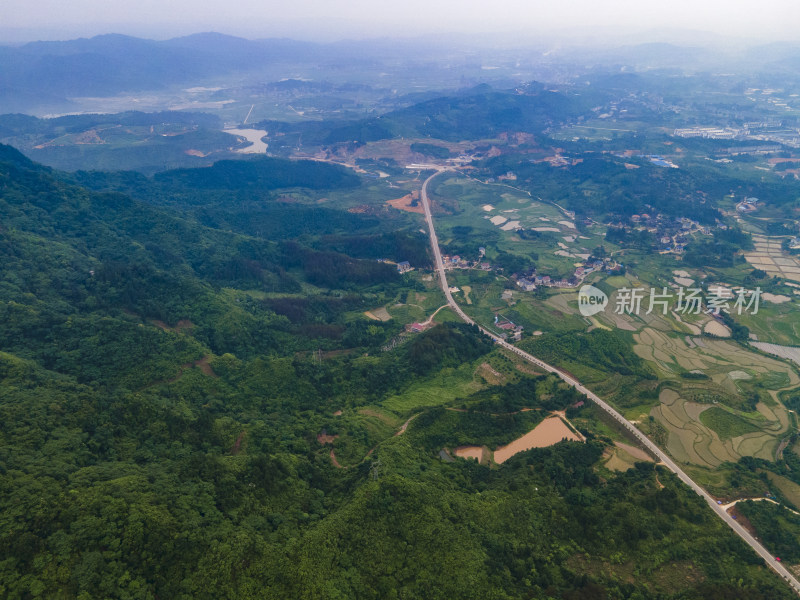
[738, 301, 800, 346]
[767, 472, 800, 510]
[699, 407, 761, 441]
[603, 443, 652, 472]
[381, 362, 484, 413]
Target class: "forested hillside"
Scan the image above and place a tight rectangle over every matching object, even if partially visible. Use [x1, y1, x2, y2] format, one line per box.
[255, 85, 590, 147]
[0, 145, 794, 599]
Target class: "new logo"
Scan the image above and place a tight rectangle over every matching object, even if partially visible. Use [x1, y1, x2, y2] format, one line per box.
[578, 285, 608, 317]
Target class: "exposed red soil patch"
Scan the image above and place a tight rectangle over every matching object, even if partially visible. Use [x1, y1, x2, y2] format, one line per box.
[168, 355, 217, 383]
[231, 431, 246, 454]
[317, 432, 338, 445]
[193, 356, 216, 377]
[386, 193, 424, 214]
[348, 204, 374, 214]
[152, 319, 195, 333]
[556, 366, 580, 381]
[446, 406, 539, 416]
[333, 410, 343, 416]
[394, 414, 419, 436]
[76, 129, 104, 144]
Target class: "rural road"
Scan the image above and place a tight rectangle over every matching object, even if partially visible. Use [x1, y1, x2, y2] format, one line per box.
[418, 168, 800, 595]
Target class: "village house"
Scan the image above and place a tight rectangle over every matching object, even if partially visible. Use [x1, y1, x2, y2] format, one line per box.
[516, 278, 536, 292]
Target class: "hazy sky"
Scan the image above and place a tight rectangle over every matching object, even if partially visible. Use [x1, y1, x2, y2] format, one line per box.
[3, 0, 800, 43]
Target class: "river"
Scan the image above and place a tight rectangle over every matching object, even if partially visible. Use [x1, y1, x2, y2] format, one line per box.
[223, 128, 269, 154]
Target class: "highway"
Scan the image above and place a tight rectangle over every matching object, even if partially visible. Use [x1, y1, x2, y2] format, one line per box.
[418, 168, 800, 595]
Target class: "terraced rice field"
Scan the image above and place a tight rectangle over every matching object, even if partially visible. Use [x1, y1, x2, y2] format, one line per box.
[651, 389, 781, 467]
[752, 342, 800, 367]
[630, 326, 800, 466]
[744, 234, 800, 282]
[632, 328, 798, 388]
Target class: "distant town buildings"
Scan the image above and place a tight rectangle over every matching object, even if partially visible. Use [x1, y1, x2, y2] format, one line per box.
[673, 122, 800, 149]
[674, 127, 744, 140]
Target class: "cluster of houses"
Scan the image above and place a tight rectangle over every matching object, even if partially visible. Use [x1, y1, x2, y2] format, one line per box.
[441, 248, 493, 272]
[621, 213, 709, 254]
[494, 314, 523, 341]
[628, 213, 707, 234]
[514, 257, 618, 292]
[515, 274, 571, 291]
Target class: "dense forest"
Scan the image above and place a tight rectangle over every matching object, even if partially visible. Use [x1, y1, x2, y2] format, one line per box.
[478, 153, 800, 225]
[0, 144, 795, 599]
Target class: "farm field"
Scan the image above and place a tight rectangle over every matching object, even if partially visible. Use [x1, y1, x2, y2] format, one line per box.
[752, 342, 800, 367]
[631, 327, 799, 468]
[738, 301, 800, 346]
[381, 362, 484, 412]
[744, 234, 800, 282]
[652, 389, 782, 467]
[766, 472, 800, 509]
[604, 441, 654, 472]
[430, 175, 609, 277]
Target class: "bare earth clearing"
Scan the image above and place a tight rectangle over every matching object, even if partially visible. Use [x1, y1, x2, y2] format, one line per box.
[455, 415, 584, 465]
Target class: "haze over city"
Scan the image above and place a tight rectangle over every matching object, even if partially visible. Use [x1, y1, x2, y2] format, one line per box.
[3, 0, 800, 43]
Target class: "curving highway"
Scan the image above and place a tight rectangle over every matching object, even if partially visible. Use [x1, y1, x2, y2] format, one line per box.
[419, 168, 800, 595]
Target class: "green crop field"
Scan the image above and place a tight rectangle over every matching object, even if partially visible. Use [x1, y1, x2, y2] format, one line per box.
[700, 406, 761, 441]
[381, 361, 484, 412]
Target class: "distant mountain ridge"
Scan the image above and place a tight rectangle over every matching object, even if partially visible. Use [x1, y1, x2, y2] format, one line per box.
[0, 33, 323, 112]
